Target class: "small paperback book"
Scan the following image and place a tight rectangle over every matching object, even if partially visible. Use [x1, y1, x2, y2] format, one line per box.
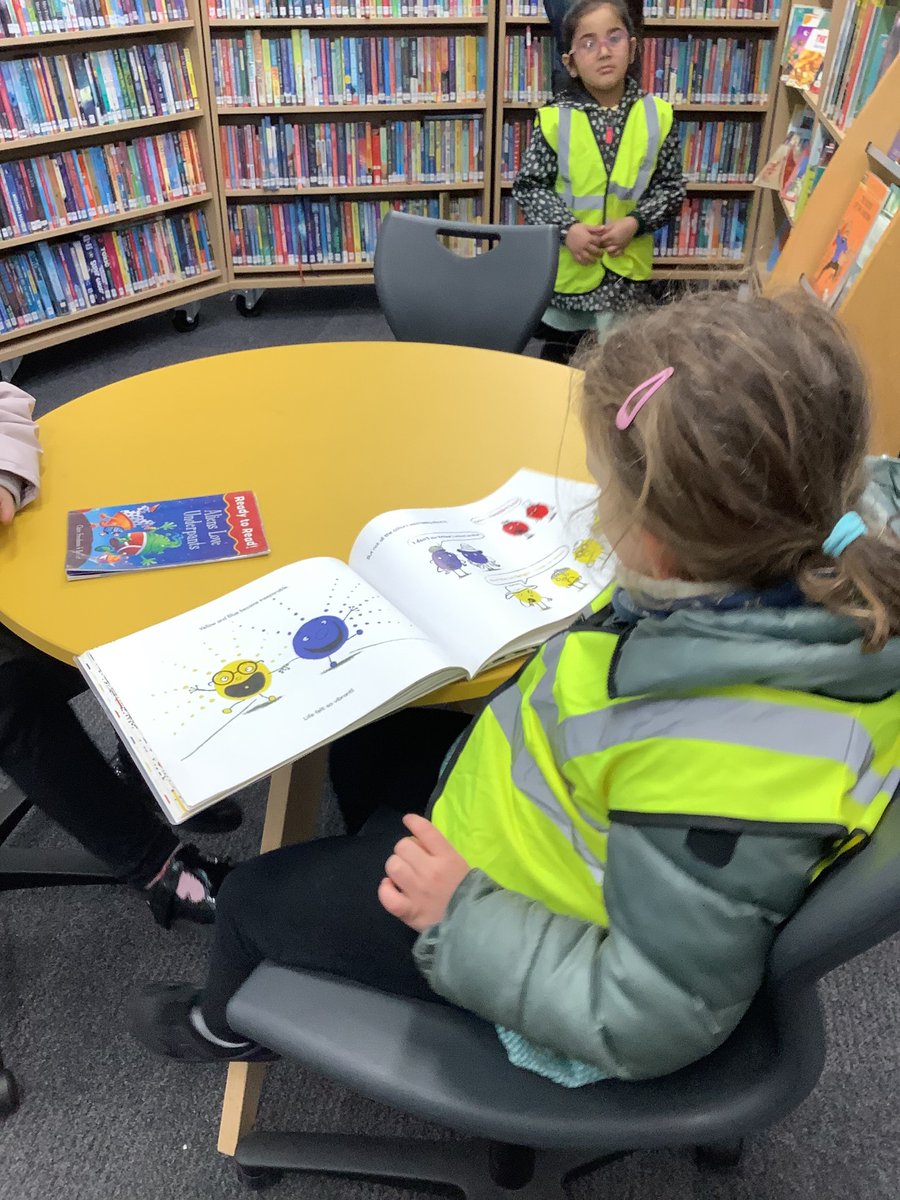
[76, 469, 613, 823]
[808, 170, 890, 304]
[66, 492, 269, 579]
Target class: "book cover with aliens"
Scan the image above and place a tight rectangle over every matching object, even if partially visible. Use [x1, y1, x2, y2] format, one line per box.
[66, 492, 269, 578]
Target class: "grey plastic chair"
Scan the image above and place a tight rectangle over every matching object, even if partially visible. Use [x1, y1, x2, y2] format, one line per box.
[373, 211, 558, 354]
[226, 791, 900, 1196]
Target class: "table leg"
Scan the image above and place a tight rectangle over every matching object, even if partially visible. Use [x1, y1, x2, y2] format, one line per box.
[217, 747, 328, 1156]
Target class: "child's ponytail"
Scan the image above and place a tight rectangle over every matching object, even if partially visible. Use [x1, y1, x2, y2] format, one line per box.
[799, 508, 900, 653]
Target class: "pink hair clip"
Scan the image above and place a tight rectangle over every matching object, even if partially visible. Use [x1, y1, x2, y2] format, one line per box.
[615, 367, 675, 431]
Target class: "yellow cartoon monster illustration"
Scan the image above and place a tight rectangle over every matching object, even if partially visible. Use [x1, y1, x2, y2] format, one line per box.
[573, 537, 603, 566]
[191, 659, 279, 714]
[506, 586, 551, 611]
[551, 567, 588, 590]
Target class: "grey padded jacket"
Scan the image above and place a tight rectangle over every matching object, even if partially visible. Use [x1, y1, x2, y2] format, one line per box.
[413, 458, 900, 1080]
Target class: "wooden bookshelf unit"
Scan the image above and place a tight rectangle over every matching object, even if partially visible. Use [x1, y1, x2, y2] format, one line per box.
[0, 4, 226, 363]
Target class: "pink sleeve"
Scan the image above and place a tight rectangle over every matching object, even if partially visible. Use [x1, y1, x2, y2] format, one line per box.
[0, 382, 41, 507]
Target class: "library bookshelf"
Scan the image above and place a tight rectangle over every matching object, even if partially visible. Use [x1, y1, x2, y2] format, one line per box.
[763, 53, 900, 456]
[0, 4, 227, 362]
[494, 2, 791, 280]
[203, 3, 497, 294]
[753, 0, 899, 291]
[0, 1, 836, 358]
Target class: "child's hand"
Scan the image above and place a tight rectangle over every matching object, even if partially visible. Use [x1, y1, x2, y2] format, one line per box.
[0, 486, 17, 525]
[378, 813, 471, 933]
[597, 217, 639, 258]
[565, 223, 605, 266]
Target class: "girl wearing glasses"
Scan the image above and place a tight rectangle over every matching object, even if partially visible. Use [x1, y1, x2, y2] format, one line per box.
[513, 0, 685, 363]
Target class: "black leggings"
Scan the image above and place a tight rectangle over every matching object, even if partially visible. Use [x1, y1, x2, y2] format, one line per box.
[0, 623, 177, 887]
[201, 707, 471, 1037]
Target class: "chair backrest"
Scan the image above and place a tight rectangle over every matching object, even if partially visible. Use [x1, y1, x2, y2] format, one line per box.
[374, 212, 558, 354]
[768, 790, 900, 991]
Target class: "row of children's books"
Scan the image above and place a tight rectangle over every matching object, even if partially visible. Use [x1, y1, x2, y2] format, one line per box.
[0, 128, 205, 240]
[0, 0, 186, 36]
[644, 0, 781, 15]
[208, 0, 486, 14]
[755, 107, 833, 222]
[0, 208, 213, 331]
[499, 114, 763, 183]
[502, 32, 554, 103]
[227, 193, 481, 264]
[679, 116, 762, 180]
[653, 194, 749, 257]
[820, 1, 900, 130]
[220, 115, 484, 189]
[808, 167, 899, 307]
[643, 34, 775, 104]
[211, 32, 486, 107]
[0, 43, 198, 143]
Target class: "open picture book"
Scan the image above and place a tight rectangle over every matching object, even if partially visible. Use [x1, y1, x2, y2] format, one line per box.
[78, 469, 613, 823]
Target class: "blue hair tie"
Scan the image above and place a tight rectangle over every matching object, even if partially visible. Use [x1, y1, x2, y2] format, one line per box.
[822, 512, 867, 558]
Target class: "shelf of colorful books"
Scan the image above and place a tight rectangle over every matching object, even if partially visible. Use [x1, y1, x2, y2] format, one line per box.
[644, 17, 781, 26]
[0, 21, 196, 49]
[655, 254, 748, 265]
[0, 31, 205, 146]
[0, 192, 214, 250]
[501, 100, 772, 111]
[208, 14, 488, 22]
[0, 269, 222, 350]
[217, 102, 488, 113]
[226, 182, 482, 196]
[0, 109, 205, 155]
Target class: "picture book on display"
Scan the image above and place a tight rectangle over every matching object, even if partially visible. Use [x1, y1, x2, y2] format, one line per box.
[66, 492, 269, 578]
[77, 470, 613, 823]
[831, 182, 900, 307]
[808, 170, 890, 304]
[782, 5, 830, 92]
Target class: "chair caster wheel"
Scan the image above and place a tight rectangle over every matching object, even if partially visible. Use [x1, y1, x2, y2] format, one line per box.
[235, 1162, 282, 1190]
[695, 1138, 744, 1170]
[0, 1068, 20, 1116]
[172, 310, 200, 333]
[235, 294, 262, 318]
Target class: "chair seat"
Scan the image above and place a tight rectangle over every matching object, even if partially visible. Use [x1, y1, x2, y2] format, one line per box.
[228, 964, 825, 1153]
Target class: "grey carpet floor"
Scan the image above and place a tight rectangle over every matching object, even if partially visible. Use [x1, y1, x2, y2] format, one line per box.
[1, 286, 898, 1199]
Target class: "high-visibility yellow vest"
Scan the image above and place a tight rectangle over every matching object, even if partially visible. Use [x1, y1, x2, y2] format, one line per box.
[539, 96, 673, 293]
[432, 610, 900, 926]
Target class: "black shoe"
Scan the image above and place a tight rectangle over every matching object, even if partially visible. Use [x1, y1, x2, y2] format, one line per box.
[127, 983, 278, 1063]
[146, 844, 231, 930]
[180, 799, 243, 835]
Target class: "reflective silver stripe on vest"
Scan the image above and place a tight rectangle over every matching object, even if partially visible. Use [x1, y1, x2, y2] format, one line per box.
[607, 94, 661, 205]
[557, 106, 607, 210]
[557, 95, 662, 212]
[560, 695, 876, 774]
[496, 680, 605, 886]
[850, 765, 900, 806]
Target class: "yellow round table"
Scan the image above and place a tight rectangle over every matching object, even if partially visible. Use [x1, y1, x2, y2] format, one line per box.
[0, 340, 587, 1154]
[3, 342, 586, 695]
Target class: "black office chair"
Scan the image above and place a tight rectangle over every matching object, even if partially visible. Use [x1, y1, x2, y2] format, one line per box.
[225, 790, 900, 1196]
[374, 211, 558, 354]
[0, 784, 117, 1116]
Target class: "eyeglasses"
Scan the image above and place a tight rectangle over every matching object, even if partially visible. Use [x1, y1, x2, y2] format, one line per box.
[571, 29, 630, 54]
